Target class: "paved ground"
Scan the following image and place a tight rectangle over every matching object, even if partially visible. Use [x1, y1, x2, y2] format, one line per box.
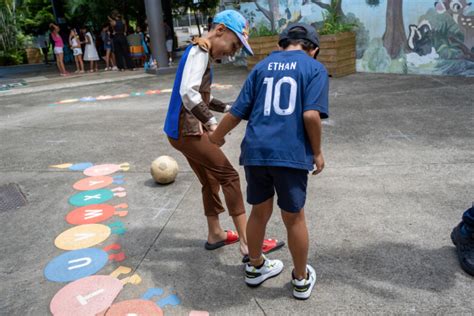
[0, 65, 473, 315]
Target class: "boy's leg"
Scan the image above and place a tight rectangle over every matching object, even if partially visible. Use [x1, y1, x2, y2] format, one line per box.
[171, 136, 245, 250]
[184, 156, 227, 243]
[247, 197, 274, 266]
[281, 209, 309, 279]
[232, 213, 248, 255]
[170, 134, 246, 216]
[272, 167, 316, 299]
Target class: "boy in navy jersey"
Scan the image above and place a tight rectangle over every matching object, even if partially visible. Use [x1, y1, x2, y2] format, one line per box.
[164, 10, 284, 260]
[210, 23, 329, 299]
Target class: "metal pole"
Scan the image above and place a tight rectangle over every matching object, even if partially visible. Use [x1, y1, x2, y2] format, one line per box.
[144, 0, 169, 68]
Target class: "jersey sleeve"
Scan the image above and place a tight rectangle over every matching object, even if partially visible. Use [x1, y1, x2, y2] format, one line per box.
[230, 69, 256, 120]
[303, 66, 329, 119]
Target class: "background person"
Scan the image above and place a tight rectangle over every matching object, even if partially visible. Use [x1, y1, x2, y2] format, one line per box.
[108, 12, 135, 71]
[49, 23, 67, 76]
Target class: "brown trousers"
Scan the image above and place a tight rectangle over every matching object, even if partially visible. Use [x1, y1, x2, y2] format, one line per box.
[168, 132, 245, 217]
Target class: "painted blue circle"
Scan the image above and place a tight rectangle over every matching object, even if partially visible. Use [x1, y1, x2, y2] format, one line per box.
[69, 162, 93, 171]
[69, 189, 114, 206]
[44, 248, 108, 282]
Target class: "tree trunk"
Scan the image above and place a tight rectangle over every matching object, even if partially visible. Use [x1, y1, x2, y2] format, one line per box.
[382, 0, 407, 58]
[310, 0, 345, 19]
[268, 0, 279, 32]
[254, 0, 279, 32]
[336, 0, 345, 19]
[194, 10, 202, 37]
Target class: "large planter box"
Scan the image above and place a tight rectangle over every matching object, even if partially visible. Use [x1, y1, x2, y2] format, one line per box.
[25, 48, 42, 64]
[318, 32, 356, 77]
[247, 35, 279, 71]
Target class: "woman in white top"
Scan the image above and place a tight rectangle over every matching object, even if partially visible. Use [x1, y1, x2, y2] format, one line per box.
[69, 28, 85, 73]
[81, 26, 99, 72]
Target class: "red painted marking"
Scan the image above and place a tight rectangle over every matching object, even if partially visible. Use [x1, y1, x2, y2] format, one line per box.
[108, 252, 126, 262]
[98, 299, 163, 316]
[66, 204, 116, 225]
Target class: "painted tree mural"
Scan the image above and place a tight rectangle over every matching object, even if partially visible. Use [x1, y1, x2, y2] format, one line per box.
[249, 0, 280, 32]
[303, 0, 345, 18]
[383, 0, 408, 58]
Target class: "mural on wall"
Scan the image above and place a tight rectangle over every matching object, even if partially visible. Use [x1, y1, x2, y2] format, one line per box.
[237, 0, 474, 76]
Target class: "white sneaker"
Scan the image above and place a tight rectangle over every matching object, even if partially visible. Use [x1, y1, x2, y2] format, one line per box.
[291, 264, 316, 300]
[112, 66, 118, 71]
[245, 257, 284, 287]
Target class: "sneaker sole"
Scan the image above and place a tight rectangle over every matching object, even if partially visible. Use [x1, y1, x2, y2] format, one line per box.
[245, 265, 283, 287]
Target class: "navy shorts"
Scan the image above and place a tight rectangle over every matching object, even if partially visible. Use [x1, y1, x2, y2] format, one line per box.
[244, 166, 308, 213]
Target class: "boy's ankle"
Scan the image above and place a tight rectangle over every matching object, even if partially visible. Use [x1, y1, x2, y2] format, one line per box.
[292, 269, 308, 280]
[249, 255, 264, 268]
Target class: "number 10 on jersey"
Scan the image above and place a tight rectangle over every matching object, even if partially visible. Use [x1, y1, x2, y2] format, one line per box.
[263, 76, 297, 116]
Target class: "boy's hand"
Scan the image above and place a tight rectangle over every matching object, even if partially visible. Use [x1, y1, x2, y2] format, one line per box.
[312, 152, 325, 175]
[208, 131, 225, 147]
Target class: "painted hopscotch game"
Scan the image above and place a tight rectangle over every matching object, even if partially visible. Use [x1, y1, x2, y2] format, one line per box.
[46, 162, 208, 315]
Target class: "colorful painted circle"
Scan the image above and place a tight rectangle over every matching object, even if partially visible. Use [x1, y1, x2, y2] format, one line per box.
[69, 162, 94, 171]
[44, 248, 108, 282]
[69, 189, 114, 206]
[84, 164, 122, 177]
[73, 176, 114, 191]
[66, 204, 116, 225]
[50, 275, 123, 316]
[99, 299, 163, 316]
[54, 224, 111, 250]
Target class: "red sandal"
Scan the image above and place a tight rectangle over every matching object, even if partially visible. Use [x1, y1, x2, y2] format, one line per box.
[204, 230, 240, 250]
[242, 238, 285, 263]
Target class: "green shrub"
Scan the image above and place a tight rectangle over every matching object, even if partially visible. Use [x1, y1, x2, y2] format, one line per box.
[319, 0, 355, 35]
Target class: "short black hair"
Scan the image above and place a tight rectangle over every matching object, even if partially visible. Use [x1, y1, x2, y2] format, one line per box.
[278, 27, 318, 52]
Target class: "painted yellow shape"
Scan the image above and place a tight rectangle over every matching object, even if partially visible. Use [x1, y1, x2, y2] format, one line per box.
[160, 88, 173, 93]
[119, 163, 130, 171]
[121, 274, 142, 285]
[50, 163, 73, 169]
[54, 224, 111, 250]
[58, 99, 79, 104]
[110, 266, 132, 278]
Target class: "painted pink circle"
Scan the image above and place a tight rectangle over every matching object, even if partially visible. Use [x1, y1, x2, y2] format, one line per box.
[101, 299, 163, 316]
[84, 164, 121, 177]
[73, 176, 114, 191]
[50, 275, 123, 316]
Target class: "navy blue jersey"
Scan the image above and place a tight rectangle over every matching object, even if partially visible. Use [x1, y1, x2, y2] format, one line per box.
[231, 50, 329, 170]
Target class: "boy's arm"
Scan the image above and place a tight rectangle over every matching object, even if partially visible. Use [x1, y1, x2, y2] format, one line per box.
[303, 110, 325, 175]
[209, 113, 241, 146]
[208, 98, 231, 113]
[179, 45, 217, 130]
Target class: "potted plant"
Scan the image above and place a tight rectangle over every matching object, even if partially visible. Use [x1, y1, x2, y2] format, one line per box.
[247, 25, 279, 71]
[242, 5, 279, 71]
[317, 0, 356, 77]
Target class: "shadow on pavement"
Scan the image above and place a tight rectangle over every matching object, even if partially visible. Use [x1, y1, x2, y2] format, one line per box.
[313, 242, 458, 299]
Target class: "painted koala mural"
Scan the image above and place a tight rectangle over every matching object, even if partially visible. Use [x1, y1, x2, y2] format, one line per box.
[237, 0, 474, 76]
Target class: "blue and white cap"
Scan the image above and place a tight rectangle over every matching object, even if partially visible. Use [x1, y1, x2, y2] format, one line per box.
[213, 10, 254, 56]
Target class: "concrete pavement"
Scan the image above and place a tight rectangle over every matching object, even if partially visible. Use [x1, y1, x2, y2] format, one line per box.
[0, 64, 473, 315]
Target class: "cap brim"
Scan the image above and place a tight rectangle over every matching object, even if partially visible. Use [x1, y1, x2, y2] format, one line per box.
[235, 32, 254, 56]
